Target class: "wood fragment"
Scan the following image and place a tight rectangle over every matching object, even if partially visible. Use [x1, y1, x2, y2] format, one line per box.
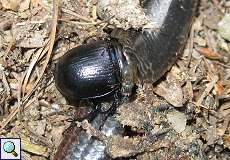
[195, 75, 219, 107]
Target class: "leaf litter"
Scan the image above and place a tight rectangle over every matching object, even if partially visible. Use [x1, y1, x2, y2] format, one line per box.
[0, 0, 230, 159]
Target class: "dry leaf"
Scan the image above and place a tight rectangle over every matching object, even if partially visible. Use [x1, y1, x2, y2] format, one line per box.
[196, 47, 222, 60]
[153, 73, 184, 107]
[1, 0, 21, 11]
[215, 81, 225, 96]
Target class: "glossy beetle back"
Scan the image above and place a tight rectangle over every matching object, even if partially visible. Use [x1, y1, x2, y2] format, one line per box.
[55, 41, 122, 100]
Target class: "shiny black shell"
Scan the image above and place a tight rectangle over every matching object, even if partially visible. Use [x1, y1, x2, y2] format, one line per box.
[55, 41, 122, 100]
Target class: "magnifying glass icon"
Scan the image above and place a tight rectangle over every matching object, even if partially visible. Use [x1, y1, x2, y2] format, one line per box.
[3, 141, 18, 157]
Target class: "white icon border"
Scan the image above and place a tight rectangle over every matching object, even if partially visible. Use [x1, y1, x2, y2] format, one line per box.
[0, 138, 21, 160]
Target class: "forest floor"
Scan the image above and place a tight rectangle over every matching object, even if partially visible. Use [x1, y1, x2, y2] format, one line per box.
[0, 0, 230, 159]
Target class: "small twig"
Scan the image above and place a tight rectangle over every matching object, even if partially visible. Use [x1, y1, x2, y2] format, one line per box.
[212, 0, 225, 16]
[59, 14, 113, 26]
[15, 20, 47, 26]
[2, 71, 11, 95]
[3, 26, 15, 60]
[215, 61, 230, 68]
[61, 8, 92, 22]
[17, 72, 24, 123]
[143, 140, 170, 152]
[21, 40, 49, 96]
[0, 95, 38, 133]
[22, 48, 43, 95]
[22, 0, 59, 103]
[38, 41, 51, 62]
[196, 75, 219, 107]
[59, 18, 98, 25]
[187, 21, 195, 68]
[0, 0, 59, 131]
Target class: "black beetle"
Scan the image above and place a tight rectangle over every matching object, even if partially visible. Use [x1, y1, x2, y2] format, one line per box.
[55, 40, 125, 100]
[55, 0, 197, 103]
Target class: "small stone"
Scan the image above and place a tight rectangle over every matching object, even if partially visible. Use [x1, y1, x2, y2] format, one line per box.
[167, 110, 187, 133]
[218, 14, 230, 41]
[97, 0, 153, 30]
